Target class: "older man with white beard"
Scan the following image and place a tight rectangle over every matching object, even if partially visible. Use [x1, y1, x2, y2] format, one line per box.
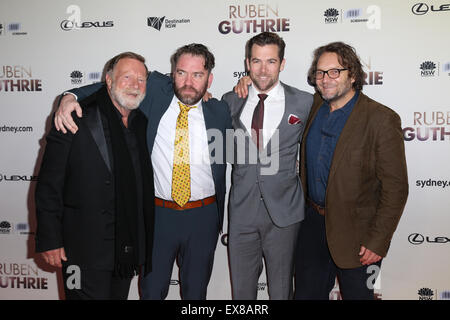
[35, 52, 155, 300]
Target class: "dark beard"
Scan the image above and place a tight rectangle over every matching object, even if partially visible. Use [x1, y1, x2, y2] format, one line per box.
[174, 85, 207, 105]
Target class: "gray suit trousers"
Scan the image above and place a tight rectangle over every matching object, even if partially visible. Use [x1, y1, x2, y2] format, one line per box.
[228, 198, 300, 300]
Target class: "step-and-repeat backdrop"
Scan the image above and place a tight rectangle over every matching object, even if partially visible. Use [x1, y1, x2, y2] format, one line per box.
[1, 0, 449, 300]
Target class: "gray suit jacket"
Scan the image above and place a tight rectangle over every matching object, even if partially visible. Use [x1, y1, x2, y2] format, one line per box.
[222, 82, 313, 227]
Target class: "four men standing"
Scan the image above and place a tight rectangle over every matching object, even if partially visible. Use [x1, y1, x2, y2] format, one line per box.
[36, 33, 408, 300]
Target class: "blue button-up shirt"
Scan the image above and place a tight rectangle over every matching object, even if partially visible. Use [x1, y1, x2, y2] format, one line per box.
[306, 91, 359, 206]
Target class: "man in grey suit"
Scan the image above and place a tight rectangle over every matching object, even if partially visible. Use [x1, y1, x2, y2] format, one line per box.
[222, 32, 313, 299]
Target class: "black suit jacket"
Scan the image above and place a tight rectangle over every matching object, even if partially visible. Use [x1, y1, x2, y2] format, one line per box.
[35, 88, 154, 272]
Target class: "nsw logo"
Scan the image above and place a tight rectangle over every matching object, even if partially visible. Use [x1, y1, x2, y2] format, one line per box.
[418, 288, 435, 300]
[70, 70, 83, 85]
[0, 221, 12, 234]
[420, 61, 438, 77]
[324, 8, 340, 23]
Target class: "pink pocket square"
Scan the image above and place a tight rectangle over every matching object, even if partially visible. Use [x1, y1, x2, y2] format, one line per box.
[288, 114, 302, 125]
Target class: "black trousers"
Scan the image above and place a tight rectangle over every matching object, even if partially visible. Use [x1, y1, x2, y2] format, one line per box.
[62, 265, 132, 300]
[294, 205, 381, 300]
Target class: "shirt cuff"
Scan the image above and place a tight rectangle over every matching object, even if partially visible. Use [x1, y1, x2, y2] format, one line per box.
[62, 91, 78, 100]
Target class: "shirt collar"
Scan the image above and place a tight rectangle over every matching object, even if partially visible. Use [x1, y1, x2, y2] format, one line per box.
[170, 94, 202, 113]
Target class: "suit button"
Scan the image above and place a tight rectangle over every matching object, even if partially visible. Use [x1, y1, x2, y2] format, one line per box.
[105, 180, 111, 185]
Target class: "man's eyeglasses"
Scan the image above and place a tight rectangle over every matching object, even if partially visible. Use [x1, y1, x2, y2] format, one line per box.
[314, 68, 348, 80]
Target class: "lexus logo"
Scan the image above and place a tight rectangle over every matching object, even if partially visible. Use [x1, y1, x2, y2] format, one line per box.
[412, 3, 429, 15]
[60, 20, 114, 31]
[412, 3, 450, 15]
[408, 233, 450, 245]
[408, 233, 424, 244]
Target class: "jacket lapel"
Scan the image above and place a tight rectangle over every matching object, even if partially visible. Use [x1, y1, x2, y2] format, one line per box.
[85, 105, 111, 172]
[234, 96, 249, 133]
[146, 82, 174, 155]
[202, 101, 222, 185]
[303, 94, 323, 140]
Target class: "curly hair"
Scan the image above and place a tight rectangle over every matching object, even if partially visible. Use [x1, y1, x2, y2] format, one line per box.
[307, 42, 365, 91]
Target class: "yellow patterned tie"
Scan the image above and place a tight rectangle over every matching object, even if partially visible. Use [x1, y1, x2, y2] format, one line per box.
[171, 101, 197, 207]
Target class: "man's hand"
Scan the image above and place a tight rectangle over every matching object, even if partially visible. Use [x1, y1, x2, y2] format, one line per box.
[41, 247, 67, 268]
[54, 94, 83, 134]
[359, 246, 382, 266]
[234, 76, 252, 98]
[202, 91, 212, 102]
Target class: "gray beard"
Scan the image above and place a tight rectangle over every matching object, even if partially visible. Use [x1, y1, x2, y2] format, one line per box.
[110, 82, 145, 111]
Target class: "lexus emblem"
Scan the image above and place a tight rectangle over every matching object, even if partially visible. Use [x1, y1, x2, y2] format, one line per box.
[408, 233, 425, 245]
[412, 3, 429, 15]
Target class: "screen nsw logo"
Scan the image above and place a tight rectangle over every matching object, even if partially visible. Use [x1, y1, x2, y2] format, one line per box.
[218, 3, 290, 34]
[419, 60, 450, 77]
[0, 22, 28, 36]
[70, 70, 101, 85]
[0, 221, 33, 235]
[323, 6, 381, 29]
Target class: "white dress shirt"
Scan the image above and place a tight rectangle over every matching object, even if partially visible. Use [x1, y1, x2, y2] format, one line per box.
[151, 95, 216, 201]
[240, 82, 285, 148]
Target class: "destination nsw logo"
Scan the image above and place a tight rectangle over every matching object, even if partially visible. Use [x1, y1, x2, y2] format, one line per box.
[218, 3, 290, 34]
[147, 16, 190, 31]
